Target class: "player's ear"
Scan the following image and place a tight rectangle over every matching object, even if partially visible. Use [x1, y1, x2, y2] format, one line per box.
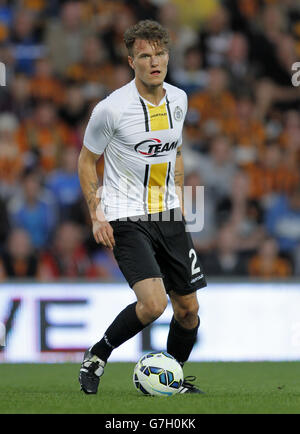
[128, 56, 135, 71]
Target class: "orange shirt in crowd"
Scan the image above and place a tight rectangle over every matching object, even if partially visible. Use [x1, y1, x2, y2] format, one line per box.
[29, 77, 65, 104]
[0, 138, 23, 184]
[17, 120, 76, 172]
[189, 90, 236, 125]
[248, 255, 292, 278]
[246, 164, 300, 199]
[81, 0, 124, 22]
[67, 62, 115, 89]
[38, 247, 99, 280]
[224, 118, 266, 167]
[279, 131, 300, 167]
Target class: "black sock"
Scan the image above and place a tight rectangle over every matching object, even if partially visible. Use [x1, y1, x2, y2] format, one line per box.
[91, 302, 146, 362]
[167, 315, 200, 366]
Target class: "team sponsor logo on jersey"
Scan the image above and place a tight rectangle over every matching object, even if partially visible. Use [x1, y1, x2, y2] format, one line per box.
[134, 138, 178, 157]
[174, 106, 183, 121]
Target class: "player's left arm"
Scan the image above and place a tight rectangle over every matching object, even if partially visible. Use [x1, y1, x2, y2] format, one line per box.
[175, 145, 184, 215]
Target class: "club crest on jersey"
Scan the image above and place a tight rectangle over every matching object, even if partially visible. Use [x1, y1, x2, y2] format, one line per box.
[134, 138, 178, 157]
[174, 106, 183, 121]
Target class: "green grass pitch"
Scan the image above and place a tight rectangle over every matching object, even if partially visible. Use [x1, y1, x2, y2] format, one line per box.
[0, 362, 299, 414]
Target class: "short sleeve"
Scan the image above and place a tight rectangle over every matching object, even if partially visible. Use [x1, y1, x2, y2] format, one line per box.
[83, 99, 115, 155]
[184, 91, 188, 117]
[178, 91, 188, 148]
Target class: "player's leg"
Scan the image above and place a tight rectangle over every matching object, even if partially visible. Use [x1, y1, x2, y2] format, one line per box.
[167, 290, 200, 365]
[153, 210, 206, 393]
[134, 277, 168, 325]
[79, 277, 168, 394]
[91, 277, 167, 361]
[167, 290, 203, 394]
[79, 219, 165, 394]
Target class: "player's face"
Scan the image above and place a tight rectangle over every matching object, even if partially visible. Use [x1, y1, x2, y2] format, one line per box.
[128, 39, 169, 89]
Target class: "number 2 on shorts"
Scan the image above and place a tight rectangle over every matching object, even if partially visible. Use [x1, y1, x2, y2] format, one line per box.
[189, 248, 200, 275]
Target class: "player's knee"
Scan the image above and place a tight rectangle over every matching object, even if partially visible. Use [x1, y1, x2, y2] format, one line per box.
[174, 300, 199, 328]
[142, 297, 168, 322]
[189, 300, 199, 318]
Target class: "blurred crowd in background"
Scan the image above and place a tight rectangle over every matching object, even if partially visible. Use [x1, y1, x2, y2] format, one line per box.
[0, 0, 300, 281]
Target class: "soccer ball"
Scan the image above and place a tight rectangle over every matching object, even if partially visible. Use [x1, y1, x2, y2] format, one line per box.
[133, 351, 183, 396]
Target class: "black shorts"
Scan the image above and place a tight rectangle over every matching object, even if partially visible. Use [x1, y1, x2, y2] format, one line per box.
[110, 208, 207, 295]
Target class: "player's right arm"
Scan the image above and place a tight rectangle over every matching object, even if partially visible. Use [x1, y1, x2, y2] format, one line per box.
[78, 145, 115, 250]
[79, 99, 117, 249]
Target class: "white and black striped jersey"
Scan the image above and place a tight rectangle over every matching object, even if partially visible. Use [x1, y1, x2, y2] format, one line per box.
[83, 79, 187, 221]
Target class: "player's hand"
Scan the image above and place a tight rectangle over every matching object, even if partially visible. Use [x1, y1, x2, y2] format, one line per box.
[92, 219, 115, 250]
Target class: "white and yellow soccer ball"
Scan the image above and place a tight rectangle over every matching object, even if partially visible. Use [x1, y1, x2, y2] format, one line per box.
[133, 351, 183, 396]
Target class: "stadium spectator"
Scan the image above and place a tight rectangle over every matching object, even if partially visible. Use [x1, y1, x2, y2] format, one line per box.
[8, 168, 58, 249]
[216, 169, 250, 226]
[29, 57, 65, 104]
[265, 185, 300, 254]
[171, 0, 219, 31]
[246, 142, 300, 201]
[0, 0, 13, 44]
[235, 3, 290, 86]
[216, 170, 265, 254]
[182, 108, 204, 151]
[17, 100, 76, 172]
[0, 73, 33, 121]
[0, 228, 39, 280]
[201, 223, 248, 276]
[107, 63, 134, 93]
[195, 135, 237, 202]
[223, 32, 255, 96]
[258, 5, 295, 87]
[157, 2, 198, 71]
[188, 67, 236, 147]
[58, 83, 89, 130]
[0, 197, 10, 250]
[125, 0, 158, 22]
[198, 4, 233, 68]
[92, 248, 126, 282]
[45, 0, 94, 76]
[224, 94, 266, 167]
[81, 0, 126, 36]
[171, 45, 208, 95]
[45, 147, 82, 221]
[248, 237, 292, 279]
[9, 8, 46, 76]
[279, 110, 300, 167]
[101, 4, 136, 64]
[66, 36, 114, 92]
[0, 112, 23, 198]
[38, 221, 98, 280]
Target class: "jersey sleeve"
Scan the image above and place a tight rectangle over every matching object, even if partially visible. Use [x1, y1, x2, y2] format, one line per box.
[178, 91, 188, 148]
[83, 99, 116, 155]
[184, 90, 188, 117]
